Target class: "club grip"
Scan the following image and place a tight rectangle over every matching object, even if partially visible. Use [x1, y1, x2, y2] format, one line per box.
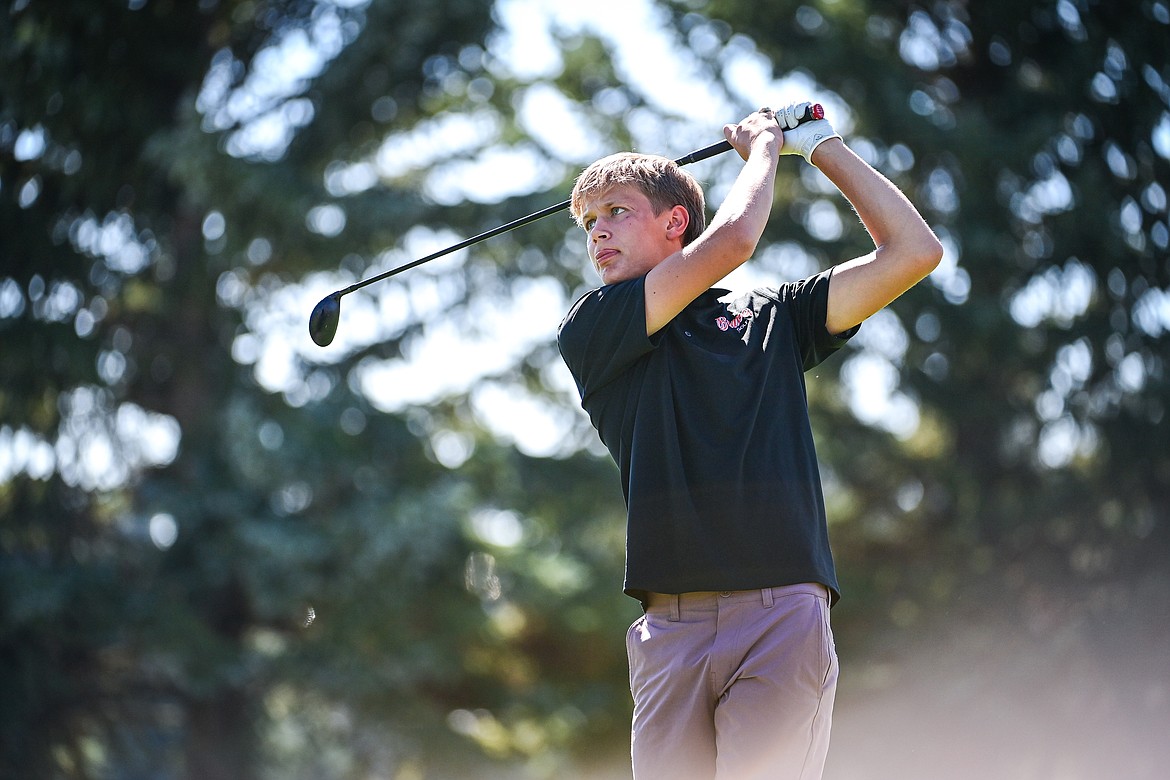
[673, 103, 825, 167]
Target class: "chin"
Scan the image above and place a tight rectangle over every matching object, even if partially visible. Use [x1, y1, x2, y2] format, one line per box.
[599, 267, 629, 285]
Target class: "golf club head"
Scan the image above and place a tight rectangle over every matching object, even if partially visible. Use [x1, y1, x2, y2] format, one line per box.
[309, 293, 341, 347]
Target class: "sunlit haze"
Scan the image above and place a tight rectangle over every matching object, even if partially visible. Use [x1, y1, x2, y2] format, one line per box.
[6, 0, 1168, 486]
[230, 0, 876, 460]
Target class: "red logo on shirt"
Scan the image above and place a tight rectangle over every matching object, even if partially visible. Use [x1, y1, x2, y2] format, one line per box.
[716, 310, 752, 332]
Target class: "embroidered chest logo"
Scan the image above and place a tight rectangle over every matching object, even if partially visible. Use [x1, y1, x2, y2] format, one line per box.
[715, 308, 753, 333]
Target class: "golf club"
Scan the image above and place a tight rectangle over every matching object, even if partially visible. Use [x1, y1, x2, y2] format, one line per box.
[309, 103, 825, 347]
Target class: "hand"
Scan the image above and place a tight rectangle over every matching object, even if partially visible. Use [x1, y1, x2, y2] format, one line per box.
[775, 101, 840, 164]
[723, 108, 783, 161]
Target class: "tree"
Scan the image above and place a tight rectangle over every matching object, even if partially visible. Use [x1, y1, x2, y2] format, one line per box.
[677, 0, 1170, 615]
[4, 0, 1168, 778]
[4, 1, 628, 777]
[670, 1, 1170, 776]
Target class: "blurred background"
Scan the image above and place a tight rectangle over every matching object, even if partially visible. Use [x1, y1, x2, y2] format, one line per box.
[2, 0, 1168, 777]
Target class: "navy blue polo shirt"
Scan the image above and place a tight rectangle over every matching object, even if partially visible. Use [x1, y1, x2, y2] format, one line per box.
[557, 270, 855, 604]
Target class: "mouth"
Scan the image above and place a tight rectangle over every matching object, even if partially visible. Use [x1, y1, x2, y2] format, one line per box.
[594, 248, 618, 267]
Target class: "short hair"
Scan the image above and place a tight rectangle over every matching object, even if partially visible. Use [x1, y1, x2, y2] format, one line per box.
[570, 153, 706, 247]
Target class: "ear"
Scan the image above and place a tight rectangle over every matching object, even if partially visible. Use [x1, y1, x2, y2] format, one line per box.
[664, 205, 690, 241]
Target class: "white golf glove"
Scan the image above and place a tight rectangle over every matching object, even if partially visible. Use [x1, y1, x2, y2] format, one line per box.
[776, 102, 840, 164]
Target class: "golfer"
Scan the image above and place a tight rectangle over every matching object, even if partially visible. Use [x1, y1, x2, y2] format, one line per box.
[557, 103, 942, 779]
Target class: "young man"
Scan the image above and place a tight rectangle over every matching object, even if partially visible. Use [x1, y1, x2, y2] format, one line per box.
[557, 103, 942, 780]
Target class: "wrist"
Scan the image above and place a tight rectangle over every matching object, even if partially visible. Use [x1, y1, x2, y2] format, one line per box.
[808, 136, 844, 167]
[752, 128, 782, 155]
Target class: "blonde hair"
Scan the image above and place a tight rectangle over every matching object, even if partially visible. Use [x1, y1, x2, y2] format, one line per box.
[570, 153, 706, 247]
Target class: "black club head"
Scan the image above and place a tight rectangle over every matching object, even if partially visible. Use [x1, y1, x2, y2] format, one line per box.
[308, 293, 341, 347]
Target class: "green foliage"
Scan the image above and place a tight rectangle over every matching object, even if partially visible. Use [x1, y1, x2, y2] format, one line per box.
[673, 1, 1170, 685]
[3, 0, 1168, 777]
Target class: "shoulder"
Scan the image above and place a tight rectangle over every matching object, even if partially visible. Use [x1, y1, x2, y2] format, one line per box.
[559, 278, 646, 336]
[748, 268, 835, 306]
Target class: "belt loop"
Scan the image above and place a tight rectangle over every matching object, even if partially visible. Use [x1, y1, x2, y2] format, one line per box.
[761, 587, 774, 608]
[669, 594, 680, 622]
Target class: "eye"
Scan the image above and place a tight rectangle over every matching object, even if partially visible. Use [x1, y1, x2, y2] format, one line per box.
[584, 217, 596, 231]
[610, 206, 626, 217]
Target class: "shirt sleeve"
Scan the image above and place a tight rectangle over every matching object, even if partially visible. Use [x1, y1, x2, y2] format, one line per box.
[769, 268, 860, 371]
[557, 277, 658, 400]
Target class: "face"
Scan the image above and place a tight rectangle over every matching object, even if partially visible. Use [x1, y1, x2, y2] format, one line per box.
[578, 185, 684, 285]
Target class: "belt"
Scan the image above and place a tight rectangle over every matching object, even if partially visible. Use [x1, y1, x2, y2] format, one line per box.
[642, 584, 829, 620]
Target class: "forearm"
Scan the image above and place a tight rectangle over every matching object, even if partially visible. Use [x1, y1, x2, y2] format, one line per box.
[643, 124, 781, 335]
[811, 139, 938, 256]
[707, 135, 781, 253]
[812, 138, 943, 334]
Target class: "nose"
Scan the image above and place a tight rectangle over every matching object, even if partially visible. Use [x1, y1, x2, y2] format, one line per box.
[590, 223, 610, 241]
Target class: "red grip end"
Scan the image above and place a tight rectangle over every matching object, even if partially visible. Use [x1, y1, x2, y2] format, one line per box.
[810, 103, 825, 120]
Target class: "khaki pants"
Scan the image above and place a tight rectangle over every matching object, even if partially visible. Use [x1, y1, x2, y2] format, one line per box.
[627, 584, 837, 780]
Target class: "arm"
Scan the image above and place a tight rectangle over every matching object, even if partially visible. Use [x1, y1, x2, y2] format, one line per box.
[810, 139, 944, 335]
[643, 111, 782, 336]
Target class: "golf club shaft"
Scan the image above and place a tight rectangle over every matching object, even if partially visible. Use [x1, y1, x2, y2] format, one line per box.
[336, 198, 571, 297]
[332, 104, 822, 296]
